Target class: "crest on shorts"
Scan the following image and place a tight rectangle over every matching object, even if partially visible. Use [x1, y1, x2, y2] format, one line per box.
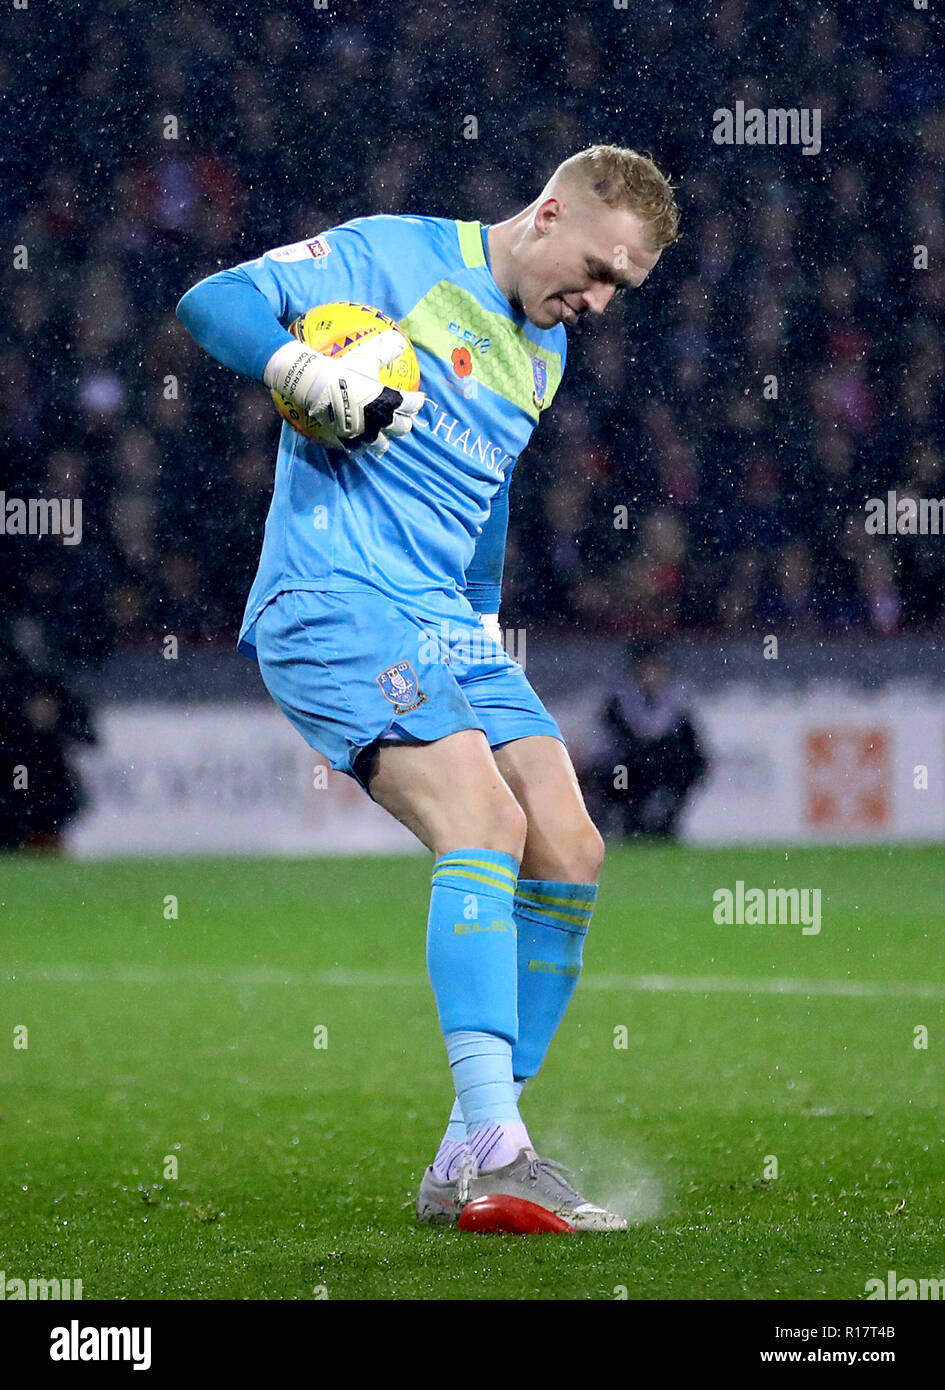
[531, 355, 547, 409]
[376, 660, 426, 714]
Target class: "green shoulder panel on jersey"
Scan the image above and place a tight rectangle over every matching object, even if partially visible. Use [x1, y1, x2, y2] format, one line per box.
[400, 280, 564, 423]
[456, 219, 487, 269]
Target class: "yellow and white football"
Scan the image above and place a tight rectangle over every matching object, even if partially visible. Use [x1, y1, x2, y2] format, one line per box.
[270, 301, 421, 447]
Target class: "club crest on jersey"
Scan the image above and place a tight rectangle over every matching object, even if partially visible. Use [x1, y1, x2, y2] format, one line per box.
[531, 356, 547, 409]
[376, 661, 426, 713]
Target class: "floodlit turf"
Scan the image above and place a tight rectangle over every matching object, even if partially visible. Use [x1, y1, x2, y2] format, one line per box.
[1, 845, 943, 1301]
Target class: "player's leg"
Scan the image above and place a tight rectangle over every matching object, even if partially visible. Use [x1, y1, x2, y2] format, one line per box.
[367, 731, 539, 1189]
[492, 734, 604, 1087]
[444, 733, 627, 1228]
[365, 727, 525, 858]
[422, 733, 605, 1211]
[493, 734, 604, 882]
[411, 618, 624, 1227]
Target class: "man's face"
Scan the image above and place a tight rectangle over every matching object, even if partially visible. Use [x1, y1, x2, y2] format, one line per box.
[516, 192, 662, 329]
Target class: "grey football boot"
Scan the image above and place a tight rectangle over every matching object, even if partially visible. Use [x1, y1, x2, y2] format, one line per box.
[416, 1165, 461, 1225]
[457, 1148, 628, 1231]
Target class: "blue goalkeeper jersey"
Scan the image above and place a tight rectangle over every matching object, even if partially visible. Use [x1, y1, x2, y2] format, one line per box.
[177, 215, 566, 656]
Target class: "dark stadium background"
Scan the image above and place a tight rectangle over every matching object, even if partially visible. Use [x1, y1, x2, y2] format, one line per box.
[3, 0, 943, 647]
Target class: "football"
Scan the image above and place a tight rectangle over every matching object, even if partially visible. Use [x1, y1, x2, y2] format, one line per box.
[270, 301, 421, 447]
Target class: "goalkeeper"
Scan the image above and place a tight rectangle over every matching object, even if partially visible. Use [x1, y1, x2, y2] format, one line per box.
[177, 145, 679, 1232]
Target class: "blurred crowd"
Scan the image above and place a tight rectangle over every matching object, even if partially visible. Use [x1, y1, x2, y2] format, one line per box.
[1, 0, 944, 672]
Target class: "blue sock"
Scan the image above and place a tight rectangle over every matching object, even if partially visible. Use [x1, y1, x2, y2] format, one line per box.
[426, 849, 530, 1175]
[511, 880, 597, 1081]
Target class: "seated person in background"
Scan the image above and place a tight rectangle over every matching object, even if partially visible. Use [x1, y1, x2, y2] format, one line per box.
[592, 639, 707, 839]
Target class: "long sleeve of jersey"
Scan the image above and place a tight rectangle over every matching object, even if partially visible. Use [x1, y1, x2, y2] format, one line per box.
[176, 269, 295, 381]
[464, 466, 512, 614]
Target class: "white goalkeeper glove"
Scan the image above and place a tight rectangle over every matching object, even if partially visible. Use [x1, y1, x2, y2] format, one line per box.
[264, 328, 425, 456]
[479, 613, 502, 645]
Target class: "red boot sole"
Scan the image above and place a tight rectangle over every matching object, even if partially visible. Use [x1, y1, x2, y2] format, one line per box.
[457, 1194, 576, 1234]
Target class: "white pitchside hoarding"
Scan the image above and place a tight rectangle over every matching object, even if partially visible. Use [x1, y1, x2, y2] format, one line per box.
[675, 685, 945, 844]
[65, 687, 945, 857]
[66, 704, 417, 858]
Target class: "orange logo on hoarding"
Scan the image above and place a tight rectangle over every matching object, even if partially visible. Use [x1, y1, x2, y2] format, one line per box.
[803, 728, 890, 829]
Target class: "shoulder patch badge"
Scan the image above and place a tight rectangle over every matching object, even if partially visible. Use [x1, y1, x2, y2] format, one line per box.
[531, 355, 548, 409]
[267, 236, 333, 263]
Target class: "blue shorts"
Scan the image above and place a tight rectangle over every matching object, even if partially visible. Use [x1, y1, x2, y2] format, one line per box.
[246, 587, 563, 790]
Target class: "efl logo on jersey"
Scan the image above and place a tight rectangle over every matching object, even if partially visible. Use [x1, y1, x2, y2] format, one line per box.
[376, 661, 426, 714]
[267, 236, 333, 263]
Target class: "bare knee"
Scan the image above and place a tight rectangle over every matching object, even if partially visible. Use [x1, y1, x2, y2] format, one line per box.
[435, 787, 527, 862]
[521, 814, 605, 884]
[561, 818, 606, 884]
[577, 820, 606, 882]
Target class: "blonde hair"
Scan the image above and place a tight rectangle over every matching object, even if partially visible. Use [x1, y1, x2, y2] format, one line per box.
[553, 145, 680, 250]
